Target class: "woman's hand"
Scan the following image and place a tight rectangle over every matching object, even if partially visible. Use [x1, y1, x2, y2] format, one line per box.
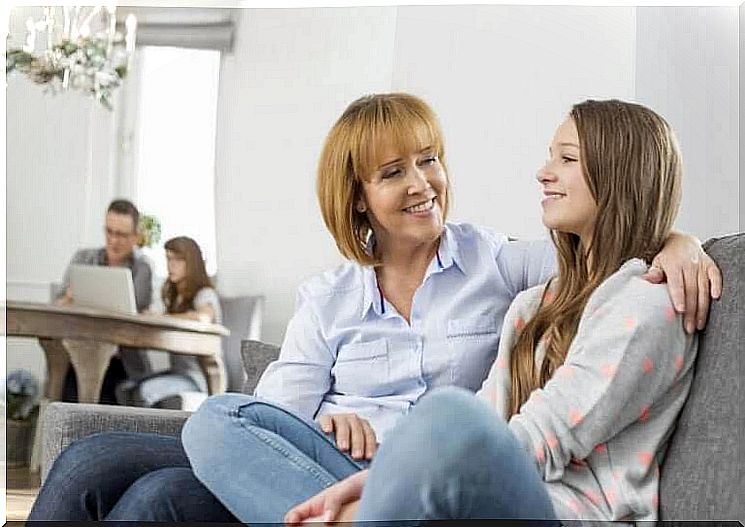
[285, 470, 368, 526]
[317, 413, 378, 460]
[642, 231, 723, 333]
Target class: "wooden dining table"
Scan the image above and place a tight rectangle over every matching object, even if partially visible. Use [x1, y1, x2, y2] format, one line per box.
[2, 300, 230, 404]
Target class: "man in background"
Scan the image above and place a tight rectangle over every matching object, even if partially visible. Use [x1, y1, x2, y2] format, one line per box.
[55, 199, 154, 404]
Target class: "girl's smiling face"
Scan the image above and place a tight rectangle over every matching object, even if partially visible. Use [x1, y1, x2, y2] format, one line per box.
[537, 117, 597, 244]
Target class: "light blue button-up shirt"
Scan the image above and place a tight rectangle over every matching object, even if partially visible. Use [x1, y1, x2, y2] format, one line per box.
[255, 222, 556, 442]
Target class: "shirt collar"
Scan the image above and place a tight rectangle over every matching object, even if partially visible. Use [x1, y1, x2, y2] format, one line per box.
[436, 223, 466, 276]
[99, 247, 135, 269]
[359, 224, 466, 320]
[361, 265, 383, 319]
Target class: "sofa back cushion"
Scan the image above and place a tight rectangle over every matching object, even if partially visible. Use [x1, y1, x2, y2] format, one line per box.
[659, 233, 743, 520]
[240, 339, 280, 394]
[220, 296, 265, 392]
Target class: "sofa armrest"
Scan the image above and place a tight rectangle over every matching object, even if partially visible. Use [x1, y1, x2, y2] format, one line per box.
[41, 402, 191, 483]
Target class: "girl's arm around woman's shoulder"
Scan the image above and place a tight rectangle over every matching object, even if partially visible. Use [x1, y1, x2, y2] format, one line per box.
[483, 228, 722, 332]
[507, 260, 698, 482]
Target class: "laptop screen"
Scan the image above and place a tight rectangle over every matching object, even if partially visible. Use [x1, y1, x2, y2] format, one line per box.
[69, 265, 138, 314]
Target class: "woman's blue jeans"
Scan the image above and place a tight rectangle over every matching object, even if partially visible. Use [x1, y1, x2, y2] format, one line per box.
[27, 432, 237, 522]
[184, 388, 558, 525]
[182, 393, 369, 523]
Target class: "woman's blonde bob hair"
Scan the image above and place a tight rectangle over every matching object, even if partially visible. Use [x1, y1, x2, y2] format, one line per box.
[317, 93, 451, 266]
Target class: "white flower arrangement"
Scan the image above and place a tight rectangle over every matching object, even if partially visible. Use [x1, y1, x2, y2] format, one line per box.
[6, 35, 129, 110]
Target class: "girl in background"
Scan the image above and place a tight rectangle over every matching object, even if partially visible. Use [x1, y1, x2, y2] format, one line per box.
[123, 236, 221, 409]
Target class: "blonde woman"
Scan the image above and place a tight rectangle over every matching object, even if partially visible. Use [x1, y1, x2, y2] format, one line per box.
[288, 100, 700, 523]
[29, 95, 717, 522]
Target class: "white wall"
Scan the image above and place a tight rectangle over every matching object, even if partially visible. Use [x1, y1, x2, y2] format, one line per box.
[635, 7, 739, 240]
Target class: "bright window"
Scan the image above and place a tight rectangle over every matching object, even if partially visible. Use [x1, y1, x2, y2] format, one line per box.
[133, 46, 221, 277]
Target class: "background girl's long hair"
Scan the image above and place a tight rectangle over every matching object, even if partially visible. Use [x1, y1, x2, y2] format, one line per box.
[161, 236, 213, 314]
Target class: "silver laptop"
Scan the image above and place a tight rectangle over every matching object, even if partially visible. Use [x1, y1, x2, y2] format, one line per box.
[69, 264, 138, 314]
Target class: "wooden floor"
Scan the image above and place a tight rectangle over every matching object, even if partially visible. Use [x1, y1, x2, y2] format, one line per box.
[5, 466, 41, 521]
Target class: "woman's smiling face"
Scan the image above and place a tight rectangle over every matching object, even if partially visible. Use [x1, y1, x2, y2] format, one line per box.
[358, 140, 447, 252]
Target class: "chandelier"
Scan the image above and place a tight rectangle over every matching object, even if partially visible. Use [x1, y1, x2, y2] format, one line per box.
[6, 6, 137, 110]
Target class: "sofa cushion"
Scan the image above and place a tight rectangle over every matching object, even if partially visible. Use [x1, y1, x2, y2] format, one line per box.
[659, 233, 743, 520]
[220, 296, 264, 391]
[240, 339, 280, 394]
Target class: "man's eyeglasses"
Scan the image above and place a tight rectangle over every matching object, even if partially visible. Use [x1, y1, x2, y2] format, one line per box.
[105, 227, 135, 240]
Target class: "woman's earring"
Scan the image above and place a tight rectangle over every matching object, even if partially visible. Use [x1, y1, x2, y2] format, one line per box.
[356, 204, 367, 213]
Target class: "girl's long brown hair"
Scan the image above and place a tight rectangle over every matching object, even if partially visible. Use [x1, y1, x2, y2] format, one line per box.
[509, 100, 683, 417]
[161, 236, 213, 314]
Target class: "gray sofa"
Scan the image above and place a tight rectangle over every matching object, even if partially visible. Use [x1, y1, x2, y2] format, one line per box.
[39, 234, 743, 521]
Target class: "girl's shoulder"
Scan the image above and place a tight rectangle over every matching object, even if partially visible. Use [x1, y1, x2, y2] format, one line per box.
[588, 258, 671, 313]
[193, 286, 220, 305]
[504, 282, 550, 327]
[512, 282, 548, 310]
[580, 259, 682, 337]
[193, 287, 222, 323]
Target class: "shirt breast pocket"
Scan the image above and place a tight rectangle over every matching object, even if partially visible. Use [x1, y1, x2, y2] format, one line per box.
[331, 338, 389, 397]
[447, 315, 500, 389]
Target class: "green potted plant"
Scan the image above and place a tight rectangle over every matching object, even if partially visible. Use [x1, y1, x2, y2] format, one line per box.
[137, 214, 162, 248]
[3, 369, 40, 467]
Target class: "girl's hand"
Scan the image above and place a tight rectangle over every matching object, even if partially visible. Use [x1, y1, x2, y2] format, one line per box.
[295, 501, 359, 525]
[643, 232, 723, 333]
[285, 470, 368, 525]
[166, 306, 215, 323]
[55, 288, 74, 306]
[317, 413, 378, 460]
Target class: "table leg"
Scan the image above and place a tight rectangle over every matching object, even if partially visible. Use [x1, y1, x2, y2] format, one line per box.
[38, 338, 71, 401]
[29, 398, 49, 473]
[62, 339, 118, 404]
[197, 354, 227, 395]
[34, 338, 73, 473]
